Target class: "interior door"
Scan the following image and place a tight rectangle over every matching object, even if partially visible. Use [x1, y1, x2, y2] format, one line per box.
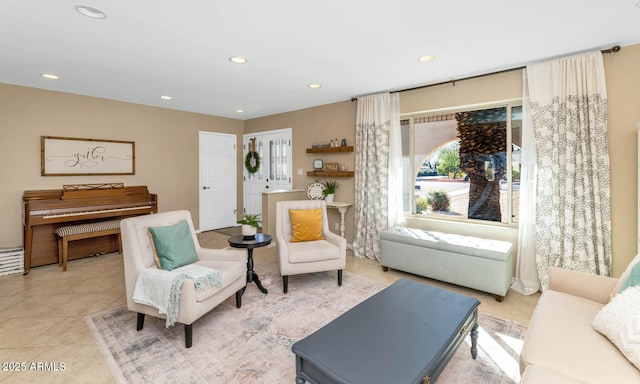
[243, 128, 292, 217]
[199, 132, 237, 230]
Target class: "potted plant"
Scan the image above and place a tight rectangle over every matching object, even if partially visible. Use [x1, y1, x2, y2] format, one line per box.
[238, 213, 261, 237]
[322, 180, 339, 203]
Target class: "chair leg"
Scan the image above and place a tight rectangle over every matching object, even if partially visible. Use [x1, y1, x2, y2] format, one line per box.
[185, 324, 193, 348]
[338, 270, 343, 286]
[136, 313, 145, 331]
[283, 276, 289, 293]
[235, 289, 242, 308]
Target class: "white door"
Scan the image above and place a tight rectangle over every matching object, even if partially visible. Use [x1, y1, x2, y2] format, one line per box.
[199, 132, 237, 230]
[243, 128, 292, 217]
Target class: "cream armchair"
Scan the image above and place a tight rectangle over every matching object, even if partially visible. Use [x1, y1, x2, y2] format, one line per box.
[275, 200, 346, 293]
[121, 210, 247, 348]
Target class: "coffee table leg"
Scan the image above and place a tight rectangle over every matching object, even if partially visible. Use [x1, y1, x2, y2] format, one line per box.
[470, 322, 479, 359]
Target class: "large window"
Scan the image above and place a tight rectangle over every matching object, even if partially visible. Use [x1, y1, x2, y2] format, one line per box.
[402, 101, 522, 225]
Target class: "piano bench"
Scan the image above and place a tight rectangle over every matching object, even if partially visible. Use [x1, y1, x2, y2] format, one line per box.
[54, 220, 122, 271]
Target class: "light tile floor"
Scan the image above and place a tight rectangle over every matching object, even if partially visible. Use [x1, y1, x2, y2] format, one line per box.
[0, 230, 539, 383]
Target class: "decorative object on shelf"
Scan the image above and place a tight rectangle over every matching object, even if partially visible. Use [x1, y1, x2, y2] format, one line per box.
[245, 137, 260, 174]
[314, 159, 324, 170]
[306, 146, 354, 153]
[341, 139, 347, 147]
[339, 164, 347, 172]
[307, 182, 325, 200]
[325, 162, 339, 172]
[237, 213, 261, 238]
[322, 180, 339, 203]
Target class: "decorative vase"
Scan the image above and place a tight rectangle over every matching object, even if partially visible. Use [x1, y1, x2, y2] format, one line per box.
[241, 224, 257, 237]
[325, 193, 335, 203]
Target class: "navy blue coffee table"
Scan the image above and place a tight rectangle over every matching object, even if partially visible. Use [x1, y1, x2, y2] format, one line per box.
[292, 279, 480, 384]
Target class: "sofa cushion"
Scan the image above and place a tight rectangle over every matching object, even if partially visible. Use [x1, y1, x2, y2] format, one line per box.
[520, 366, 585, 384]
[289, 208, 325, 242]
[520, 290, 640, 382]
[194, 259, 246, 302]
[148, 219, 198, 271]
[611, 254, 640, 300]
[287, 240, 339, 263]
[620, 261, 640, 293]
[592, 285, 640, 370]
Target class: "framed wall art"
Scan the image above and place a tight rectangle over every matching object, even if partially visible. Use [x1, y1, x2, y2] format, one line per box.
[41, 136, 135, 176]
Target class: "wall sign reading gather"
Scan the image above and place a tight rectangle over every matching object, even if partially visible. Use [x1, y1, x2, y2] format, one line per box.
[41, 136, 135, 176]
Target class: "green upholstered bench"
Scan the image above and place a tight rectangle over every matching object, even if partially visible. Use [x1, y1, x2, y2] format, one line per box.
[380, 227, 513, 301]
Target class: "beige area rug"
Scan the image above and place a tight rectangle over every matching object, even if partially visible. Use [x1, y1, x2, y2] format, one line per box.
[85, 259, 526, 383]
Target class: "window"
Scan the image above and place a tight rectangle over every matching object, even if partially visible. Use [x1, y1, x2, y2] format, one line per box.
[401, 101, 522, 225]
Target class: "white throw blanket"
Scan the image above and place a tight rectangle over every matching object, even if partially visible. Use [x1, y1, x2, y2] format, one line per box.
[132, 263, 223, 327]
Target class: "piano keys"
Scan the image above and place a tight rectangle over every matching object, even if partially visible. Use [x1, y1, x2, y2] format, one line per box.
[23, 183, 157, 274]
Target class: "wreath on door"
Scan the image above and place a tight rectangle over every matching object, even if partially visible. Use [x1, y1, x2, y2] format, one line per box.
[245, 138, 260, 174]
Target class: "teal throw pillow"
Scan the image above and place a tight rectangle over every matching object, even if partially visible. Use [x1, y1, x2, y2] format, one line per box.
[620, 261, 640, 293]
[148, 219, 198, 271]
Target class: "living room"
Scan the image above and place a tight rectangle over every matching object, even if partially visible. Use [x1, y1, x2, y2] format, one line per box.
[2, 2, 640, 383]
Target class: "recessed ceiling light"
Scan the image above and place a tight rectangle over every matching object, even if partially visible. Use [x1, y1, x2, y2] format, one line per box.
[74, 4, 108, 19]
[41, 73, 60, 80]
[229, 57, 247, 64]
[308, 84, 321, 89]
[236, 109, 245, 113]
[160, 95, 172, 100]
[418, 55, 436, 62]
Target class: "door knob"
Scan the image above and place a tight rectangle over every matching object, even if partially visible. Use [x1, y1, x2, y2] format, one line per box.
[202, 186, 211, 189]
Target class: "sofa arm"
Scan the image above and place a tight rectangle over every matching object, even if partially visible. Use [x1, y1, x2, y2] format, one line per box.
[548, 266, 618, 304]
[325, 230, 347, 254]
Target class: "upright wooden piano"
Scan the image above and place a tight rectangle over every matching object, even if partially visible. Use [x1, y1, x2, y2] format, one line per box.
[23, 183, 157, 274]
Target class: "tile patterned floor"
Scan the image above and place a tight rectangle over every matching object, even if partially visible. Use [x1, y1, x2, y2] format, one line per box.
[0, 230, 539, 383]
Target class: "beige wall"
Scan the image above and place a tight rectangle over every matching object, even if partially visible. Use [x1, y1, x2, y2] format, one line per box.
[3, 43, 639, 276]
[246, 44, 640, 277]
[0, 84, 243, 247]
[399, 45, 640, 277]
[605, 44, 640, 276]
[244, 102, 358, 242]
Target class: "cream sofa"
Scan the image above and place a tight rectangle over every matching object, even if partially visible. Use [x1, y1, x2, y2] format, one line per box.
[520, 266, 640, 383]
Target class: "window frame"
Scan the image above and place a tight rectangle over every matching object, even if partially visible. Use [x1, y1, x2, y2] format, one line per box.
[401, 98, 523, 227]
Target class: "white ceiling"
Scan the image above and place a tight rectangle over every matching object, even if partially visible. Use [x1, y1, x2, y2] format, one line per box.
[2, 1, 639, 120]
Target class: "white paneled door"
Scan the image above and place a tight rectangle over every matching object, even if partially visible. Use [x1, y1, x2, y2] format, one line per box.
[199, 132, 237, 231]
[243, 128, 292, 218]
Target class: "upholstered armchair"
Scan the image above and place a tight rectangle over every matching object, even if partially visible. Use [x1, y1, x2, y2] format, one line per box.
[121, 210, 247, 348]
[275, 200, 346, 293]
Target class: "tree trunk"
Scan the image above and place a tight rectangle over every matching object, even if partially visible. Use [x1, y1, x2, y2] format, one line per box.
[456, 108, 507, 222]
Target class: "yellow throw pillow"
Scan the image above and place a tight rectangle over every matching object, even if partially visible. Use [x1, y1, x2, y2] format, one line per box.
[289, 208, 325, 242]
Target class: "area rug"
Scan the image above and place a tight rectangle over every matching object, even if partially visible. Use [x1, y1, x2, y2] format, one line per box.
[85, 260, 526, 383]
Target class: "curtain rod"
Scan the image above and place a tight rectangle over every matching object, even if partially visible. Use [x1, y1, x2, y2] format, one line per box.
[350, 45, 621, 101]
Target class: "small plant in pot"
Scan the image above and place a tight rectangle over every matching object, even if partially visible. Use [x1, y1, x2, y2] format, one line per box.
[322, 180, 339, 203]
[238, 213, 261, 238]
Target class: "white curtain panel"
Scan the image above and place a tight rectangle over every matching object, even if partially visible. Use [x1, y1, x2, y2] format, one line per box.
[527, 51, 612, 289]
[511, 69, 541, 295]
[353, 92, 400, 259]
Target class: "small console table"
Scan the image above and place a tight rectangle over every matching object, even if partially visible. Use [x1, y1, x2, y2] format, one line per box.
[325, 201, 352, 238]
[227, 233, 272, 294]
